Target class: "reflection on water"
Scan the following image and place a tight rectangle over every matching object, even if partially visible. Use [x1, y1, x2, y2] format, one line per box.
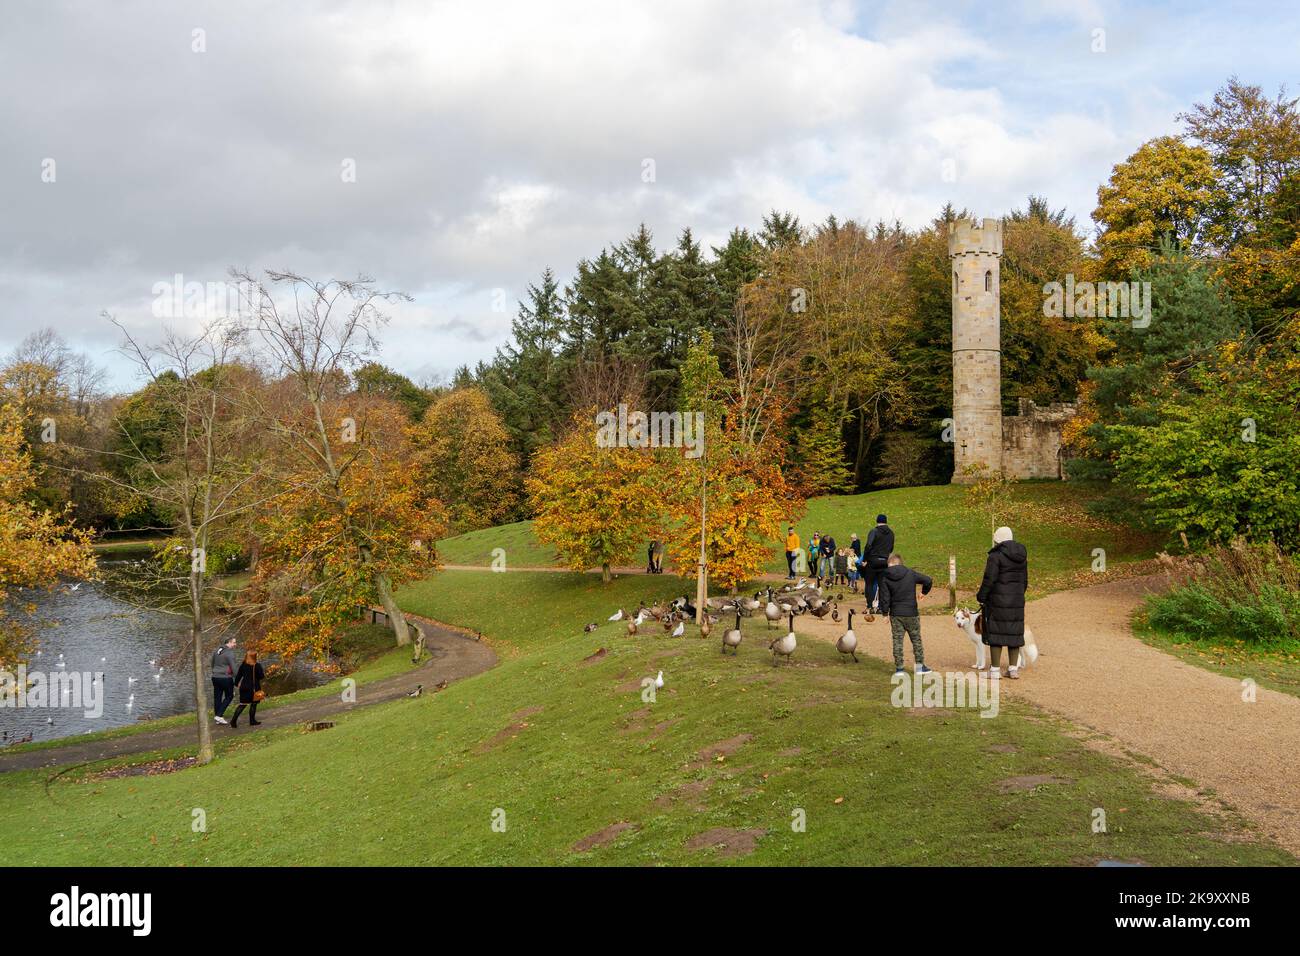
[1, 560, 330, 746]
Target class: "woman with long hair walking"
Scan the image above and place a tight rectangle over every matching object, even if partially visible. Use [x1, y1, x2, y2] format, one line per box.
[229, 650, 266, 728]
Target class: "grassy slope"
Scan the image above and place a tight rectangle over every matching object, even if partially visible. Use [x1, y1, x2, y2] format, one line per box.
[0, 570, 1286, 866]
[437, 483, 1160, 593]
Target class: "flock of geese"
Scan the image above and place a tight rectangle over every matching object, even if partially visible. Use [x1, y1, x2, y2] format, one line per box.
[587, 579, 865, 666]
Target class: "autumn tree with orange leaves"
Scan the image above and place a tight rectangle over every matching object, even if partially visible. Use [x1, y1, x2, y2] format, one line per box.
[528, 411, 660, 583]
[413, 386, 519, 532]
[246, 396, 446, 663]
[236, 269, 430, 646]
[0, 402, 96, 668]
[661, 332, 803, 596]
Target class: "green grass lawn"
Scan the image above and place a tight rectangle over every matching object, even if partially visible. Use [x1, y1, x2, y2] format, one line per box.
[437, 483, 1161, 594]
[1, 569, 1285, 866]
[1133, 615, 1300, 701]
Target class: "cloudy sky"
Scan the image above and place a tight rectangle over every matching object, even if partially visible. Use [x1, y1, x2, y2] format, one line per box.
[2, 0, 1296, 391]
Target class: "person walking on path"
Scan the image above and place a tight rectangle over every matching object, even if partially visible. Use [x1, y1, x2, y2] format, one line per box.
[818, 533, 836, 581]
[976, 526, 1029, 679]
[862, 514, 894, 611]
[878, 553, 932, 675]
[229, 650, 266, 728]
[652, 539, 663, 573]
[210, 636, 238, 725]
[784, 526, 800, 580]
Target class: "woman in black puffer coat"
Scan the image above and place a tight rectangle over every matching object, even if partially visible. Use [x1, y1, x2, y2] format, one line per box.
[975, 526, 1028, 677]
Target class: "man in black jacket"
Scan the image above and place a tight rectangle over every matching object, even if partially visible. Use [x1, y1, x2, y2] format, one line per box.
[818, 533, 836, 581]
[862, 514, 894, 611]
[878, 553, 932, 675]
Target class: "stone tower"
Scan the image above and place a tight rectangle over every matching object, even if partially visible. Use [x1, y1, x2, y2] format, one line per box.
[949, 218, 1003, 482]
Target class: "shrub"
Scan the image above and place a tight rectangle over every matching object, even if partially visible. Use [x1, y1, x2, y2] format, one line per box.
[1147, 541, 1300, 646]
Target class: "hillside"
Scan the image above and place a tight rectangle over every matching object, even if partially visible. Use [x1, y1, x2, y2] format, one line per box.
[0, 568, 1285, 866]
[438, 483, 1161, 592]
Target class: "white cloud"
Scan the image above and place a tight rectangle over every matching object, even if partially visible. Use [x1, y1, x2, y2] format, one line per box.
[0, 0, 1290, 387]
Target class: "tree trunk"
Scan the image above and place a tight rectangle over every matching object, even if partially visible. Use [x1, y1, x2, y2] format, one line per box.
[374, 570, 410, 646]
[190, 580, 213, 766]
[601, 562, 611, 583]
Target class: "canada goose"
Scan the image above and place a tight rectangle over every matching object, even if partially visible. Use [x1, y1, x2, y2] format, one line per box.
[837, 610, 859, 663]
[764, 589, 782, 628]
[769, 613, 797, 665]
[583, 622, 599, 633]
[740, 592, 762, 615]
[722, 610, 742, 655]
[407, 684, 423, 697]
[671, 620, 685, 638]
[608, 608, 625, 622]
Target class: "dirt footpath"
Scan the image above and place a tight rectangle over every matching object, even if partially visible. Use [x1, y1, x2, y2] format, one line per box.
[799, 576, 1300, 856]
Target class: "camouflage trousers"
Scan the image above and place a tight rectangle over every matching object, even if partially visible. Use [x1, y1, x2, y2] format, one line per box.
[889, 615, 925, 669]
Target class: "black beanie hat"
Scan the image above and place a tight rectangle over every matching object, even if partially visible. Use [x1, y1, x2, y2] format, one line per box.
[876, 514, 887, 524]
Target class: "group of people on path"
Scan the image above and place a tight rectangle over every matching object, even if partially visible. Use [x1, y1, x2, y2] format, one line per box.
[784, 514, 898, 609]
[209, 637, 267, 728]
[785, 518, 1032, 679]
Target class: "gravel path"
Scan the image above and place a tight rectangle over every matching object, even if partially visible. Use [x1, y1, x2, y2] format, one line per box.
[0, 616, 496, 774]
[798, 575, 1300, 856]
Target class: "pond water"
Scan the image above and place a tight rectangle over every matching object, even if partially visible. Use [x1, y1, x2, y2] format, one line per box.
[1, 560, 331, 746]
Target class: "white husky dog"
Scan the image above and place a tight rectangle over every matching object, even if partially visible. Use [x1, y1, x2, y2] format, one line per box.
[954, 608, 1039, 672]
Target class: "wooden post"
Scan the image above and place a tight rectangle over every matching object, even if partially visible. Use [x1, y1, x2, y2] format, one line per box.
[948, 554, 957, 610]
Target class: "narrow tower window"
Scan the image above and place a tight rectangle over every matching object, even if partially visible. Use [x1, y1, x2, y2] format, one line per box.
[984, 270, 992, 292]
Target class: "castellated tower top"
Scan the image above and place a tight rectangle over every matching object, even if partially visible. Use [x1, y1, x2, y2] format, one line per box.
[947, 217, 1003, 258]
